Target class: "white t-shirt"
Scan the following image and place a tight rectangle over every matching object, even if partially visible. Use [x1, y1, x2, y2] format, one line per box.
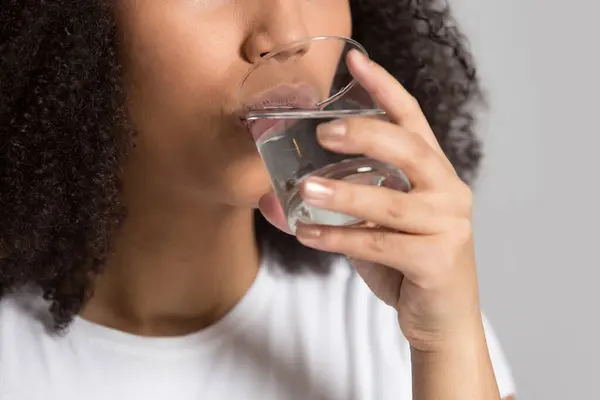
[0, 257, 516, 400]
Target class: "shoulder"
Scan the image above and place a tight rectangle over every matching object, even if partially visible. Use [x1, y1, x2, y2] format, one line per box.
[0, 290, 54, 381]
[0, 289, 53, 331]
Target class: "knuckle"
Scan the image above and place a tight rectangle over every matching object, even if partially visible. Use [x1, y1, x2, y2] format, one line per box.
[452, 218, 473, 243]
[455, 182, 474, 212]
[407, 136, 431, 165]
[406, 95, 422, 114]
[367, 230, 391, 254]
[385, 193, 407, 222]
[462, 185, 474, 208]
[438, 218, 473, 252]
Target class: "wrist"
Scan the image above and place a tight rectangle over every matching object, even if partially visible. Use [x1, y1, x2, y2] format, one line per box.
[401, 304, 484, 353]
[409, 317, 501, 400]
[410, 318, 485, 358]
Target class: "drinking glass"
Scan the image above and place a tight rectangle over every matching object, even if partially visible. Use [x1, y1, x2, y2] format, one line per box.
[238, 36, 411, 232]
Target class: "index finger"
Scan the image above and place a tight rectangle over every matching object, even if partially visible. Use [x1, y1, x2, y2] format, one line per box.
[346, 50, 446, 158]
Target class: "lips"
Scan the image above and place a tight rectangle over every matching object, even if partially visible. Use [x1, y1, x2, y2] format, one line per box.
[245, 119, 284, 142]
[245, 84, 320, 111]
[241, 84, 320, 141]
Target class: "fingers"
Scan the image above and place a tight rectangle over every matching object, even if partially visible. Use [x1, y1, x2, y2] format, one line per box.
[316, 117, 454, 189]
[299, 177, 449, 234]
[294, 224, 441, 284]
[346, 49, 446, 158]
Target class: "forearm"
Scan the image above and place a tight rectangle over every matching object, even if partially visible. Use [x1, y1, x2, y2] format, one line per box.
[410, 319, 501, 400]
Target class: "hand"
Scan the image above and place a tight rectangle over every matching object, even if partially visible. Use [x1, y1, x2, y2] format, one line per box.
[260, 50, 483, 352]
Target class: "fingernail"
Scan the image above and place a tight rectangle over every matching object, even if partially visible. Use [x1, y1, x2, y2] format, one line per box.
[295, 223, 323, 239]
[348, 49, 373, 71]
[317, 120, 347, 143]
[303, 178, 334, 203]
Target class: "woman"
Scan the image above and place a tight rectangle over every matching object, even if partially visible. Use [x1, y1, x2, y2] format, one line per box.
[0, 1, 516, 399]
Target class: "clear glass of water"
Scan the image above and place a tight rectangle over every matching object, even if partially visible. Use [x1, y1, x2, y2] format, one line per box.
[238, 36, 411, 232]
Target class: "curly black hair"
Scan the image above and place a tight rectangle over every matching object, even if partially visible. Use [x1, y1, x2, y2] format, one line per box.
[0, 0, 483, 330]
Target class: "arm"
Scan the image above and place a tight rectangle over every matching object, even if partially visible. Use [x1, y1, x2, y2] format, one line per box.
[287, 51, 516, 400]
[411, 318, 502, 400]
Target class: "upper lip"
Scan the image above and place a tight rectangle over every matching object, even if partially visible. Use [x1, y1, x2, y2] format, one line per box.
[242, 83, 320, 113]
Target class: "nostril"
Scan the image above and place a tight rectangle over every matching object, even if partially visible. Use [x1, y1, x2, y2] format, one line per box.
[259, 42, 310, 63]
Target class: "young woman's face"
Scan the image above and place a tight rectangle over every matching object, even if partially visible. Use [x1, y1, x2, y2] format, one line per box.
[116, 1, 351, 207]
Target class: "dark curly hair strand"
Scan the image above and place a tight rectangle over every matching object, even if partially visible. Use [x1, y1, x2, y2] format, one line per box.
[0, 0, 483, 330]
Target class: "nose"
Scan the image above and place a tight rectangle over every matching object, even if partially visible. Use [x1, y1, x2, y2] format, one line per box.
[242, 0, 310, 64]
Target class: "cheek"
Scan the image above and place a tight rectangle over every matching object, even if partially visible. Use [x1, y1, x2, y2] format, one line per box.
[118, 2, 244, 125]
[305, 0, 352, 37]
[115, 2, 255, 189]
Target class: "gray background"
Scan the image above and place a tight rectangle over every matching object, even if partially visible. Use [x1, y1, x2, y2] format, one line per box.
[452, 0, 600, 398]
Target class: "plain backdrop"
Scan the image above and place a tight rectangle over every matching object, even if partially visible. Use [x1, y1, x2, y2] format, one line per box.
[450, 0, 600, 398]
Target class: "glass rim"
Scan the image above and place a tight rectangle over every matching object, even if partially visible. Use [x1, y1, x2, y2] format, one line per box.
[244, 108, 386, 121]
[238, 35, 370, 110]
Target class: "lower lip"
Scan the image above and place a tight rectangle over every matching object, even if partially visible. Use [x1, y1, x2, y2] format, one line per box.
[244, 118, 284, 142]
[242, 103, 321, 142]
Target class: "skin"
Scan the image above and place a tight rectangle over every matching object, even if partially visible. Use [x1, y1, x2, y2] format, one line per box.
[81, 1, 513, 399]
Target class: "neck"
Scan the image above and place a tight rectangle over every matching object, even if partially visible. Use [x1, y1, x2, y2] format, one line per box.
[82, 182, 260, 337]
